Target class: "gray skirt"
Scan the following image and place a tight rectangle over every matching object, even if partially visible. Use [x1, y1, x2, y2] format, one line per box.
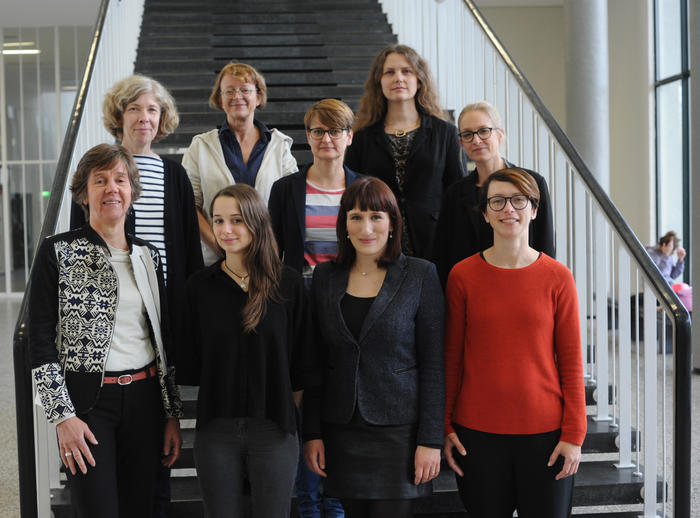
[323, 409, 432, 499]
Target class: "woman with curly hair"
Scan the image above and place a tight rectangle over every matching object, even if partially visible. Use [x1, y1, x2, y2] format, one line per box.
[344, 44, 464, 259]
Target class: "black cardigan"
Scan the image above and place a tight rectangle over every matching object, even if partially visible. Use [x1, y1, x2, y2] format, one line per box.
[432, 164, 555, 287]
[179, 264, 311, 436]
[344, 113, 465, 259]
[268, 163, 361, 273]
[70, 156, 204, 364]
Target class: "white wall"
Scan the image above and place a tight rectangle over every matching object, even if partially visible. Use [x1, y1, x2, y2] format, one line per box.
[479, 1, 654, 244]
[479, 7, 567, 128]
[0, 0, 99, 27]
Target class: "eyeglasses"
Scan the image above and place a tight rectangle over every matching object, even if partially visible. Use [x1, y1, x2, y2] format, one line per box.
[459, 127, 497, 142]
[486, 195, 531, 211]
[307, 128, 349, 140]
[221, 88, 256, 98]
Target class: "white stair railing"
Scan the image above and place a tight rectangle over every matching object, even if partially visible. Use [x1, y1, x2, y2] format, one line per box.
[378, 1, 692, 517]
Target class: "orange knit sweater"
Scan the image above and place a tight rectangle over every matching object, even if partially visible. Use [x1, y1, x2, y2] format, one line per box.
[444, 253, 587, 445]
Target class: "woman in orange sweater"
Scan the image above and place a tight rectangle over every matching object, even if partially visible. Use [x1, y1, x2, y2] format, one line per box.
[443, 168, 586, 518]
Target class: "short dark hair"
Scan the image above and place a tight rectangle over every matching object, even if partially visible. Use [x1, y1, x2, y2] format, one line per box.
[335, 177, 402, 268]
[478, 168, 540, 213]
[659, 231, 680, 250]
[70, 143, 141, 220]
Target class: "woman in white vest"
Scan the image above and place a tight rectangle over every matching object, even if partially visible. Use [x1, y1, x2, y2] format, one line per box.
[183, 61, 298, 265]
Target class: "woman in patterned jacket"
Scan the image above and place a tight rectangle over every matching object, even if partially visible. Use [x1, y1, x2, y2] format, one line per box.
[28, 144, 183, 518]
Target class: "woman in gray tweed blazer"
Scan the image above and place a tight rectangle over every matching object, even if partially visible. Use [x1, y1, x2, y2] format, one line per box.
[302, 177, 445, 518]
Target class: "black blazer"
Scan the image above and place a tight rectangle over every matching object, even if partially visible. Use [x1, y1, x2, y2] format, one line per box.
[432, 164, 555, 287]
[268, 164, 361, 273]
[304, 255, 445, 446]
[344, 114, 465, 259]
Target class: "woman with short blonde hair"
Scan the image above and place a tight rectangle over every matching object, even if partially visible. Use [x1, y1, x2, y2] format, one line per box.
[183, 61, 298, 266]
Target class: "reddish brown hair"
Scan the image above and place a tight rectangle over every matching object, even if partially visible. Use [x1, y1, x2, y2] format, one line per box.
[335, 177, 402, 268]
[478, 168, 540, 213]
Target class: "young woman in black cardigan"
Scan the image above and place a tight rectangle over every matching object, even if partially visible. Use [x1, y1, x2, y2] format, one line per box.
[344, 44, 464, 260]
[179, 184, 310, 518]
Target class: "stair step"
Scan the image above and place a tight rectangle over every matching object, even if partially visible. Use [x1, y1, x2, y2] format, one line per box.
[140, 32, 396, 47]
[138, 44, 387, 60]
[147, 70, 367, 89]
[137, 57, 374, 74]
[144, 2, 382, 14]
[168, 85, 365, 103]
[142, 12, 388, 24]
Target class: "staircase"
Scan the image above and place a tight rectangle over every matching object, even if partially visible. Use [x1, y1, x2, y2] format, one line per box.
[31, 0, 677, 517]
[136, 0, 397, 167]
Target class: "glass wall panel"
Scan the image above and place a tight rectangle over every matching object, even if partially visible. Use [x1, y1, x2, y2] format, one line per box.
[1, 24, 92, 294]
[655, 0, 682, 79]
[656, 82, 684, 241]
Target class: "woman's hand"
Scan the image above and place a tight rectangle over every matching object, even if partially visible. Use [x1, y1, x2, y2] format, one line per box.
[162, 418, 182, 467]
[56, 416, 98, 475]
[677, 246, 686, 261]
[303, 439, 327, 477]
[414, 445, 441, 485]
[443, 432, 466, 477]
[548, 440, 581, 480]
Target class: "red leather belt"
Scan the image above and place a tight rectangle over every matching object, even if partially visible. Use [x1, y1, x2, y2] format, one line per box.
[103, 365, 157, 385]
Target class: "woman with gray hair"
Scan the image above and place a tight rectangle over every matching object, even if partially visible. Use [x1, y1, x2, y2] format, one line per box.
[70, 74, 202, 515]
[30, 144, 183, 517]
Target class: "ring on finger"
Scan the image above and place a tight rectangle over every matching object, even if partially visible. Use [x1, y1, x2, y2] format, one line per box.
[64, 452, 73, 457]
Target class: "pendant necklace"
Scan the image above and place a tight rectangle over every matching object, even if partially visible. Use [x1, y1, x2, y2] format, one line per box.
[224, 261, 250, 290]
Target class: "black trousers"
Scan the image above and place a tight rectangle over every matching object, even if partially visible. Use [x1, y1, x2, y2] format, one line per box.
[68, 375, 164, 518]
[452, 425, 574, 518]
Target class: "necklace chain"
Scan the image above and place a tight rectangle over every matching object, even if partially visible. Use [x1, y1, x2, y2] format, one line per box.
[223, 261, 249, 290]
[386, 119, 420, 138]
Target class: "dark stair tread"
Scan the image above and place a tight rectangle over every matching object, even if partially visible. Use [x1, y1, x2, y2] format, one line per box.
[138, 45, 388, 60]
[137, 57, 375, 73]
[146, 70, 368, 88]
[140, 33, 396, 47]
[161, 461, 658, 507]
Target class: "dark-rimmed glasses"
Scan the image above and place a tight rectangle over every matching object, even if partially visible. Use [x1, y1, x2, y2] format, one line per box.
[459, 127, 497, 142]
[486, 195, 531, 211]
[307, 128, 349, 140]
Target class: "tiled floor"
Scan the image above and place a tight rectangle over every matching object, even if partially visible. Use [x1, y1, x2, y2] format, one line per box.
[0, 297, 698, 517]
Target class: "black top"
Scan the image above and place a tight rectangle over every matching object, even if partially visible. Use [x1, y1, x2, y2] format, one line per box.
[179, 263, 311, 435]
[341, 294, 375, 341]
[344, 114, 465, 259]
[432, 163, 555, 287]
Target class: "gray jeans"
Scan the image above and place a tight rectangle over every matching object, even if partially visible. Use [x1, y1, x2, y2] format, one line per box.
[194, 417, 298, 518]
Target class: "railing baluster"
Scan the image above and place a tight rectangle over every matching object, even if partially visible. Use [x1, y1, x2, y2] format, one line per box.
[642, 281, 658, 516]
[614, 247, 634, 469]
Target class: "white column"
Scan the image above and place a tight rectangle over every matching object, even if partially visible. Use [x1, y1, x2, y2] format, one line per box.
[564, 0, 610, 191]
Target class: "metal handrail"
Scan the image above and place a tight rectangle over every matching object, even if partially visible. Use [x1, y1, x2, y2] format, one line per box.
[12, 1, 111, 516]
[461, 1, 691, 515]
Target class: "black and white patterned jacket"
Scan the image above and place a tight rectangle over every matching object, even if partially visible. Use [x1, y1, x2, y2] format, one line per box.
[28, 224, 183, 423]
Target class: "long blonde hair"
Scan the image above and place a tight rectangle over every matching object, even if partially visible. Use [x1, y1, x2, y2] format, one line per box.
[210, 185, 282, 332]
[354, 44, 445, 130]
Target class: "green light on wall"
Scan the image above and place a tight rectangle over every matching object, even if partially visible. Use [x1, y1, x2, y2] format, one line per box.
[42, 191, 50, 198]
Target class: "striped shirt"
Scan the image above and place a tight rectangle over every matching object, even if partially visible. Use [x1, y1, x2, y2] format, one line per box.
[303, 180, 344, 279]
[132, 154, 167, 282]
